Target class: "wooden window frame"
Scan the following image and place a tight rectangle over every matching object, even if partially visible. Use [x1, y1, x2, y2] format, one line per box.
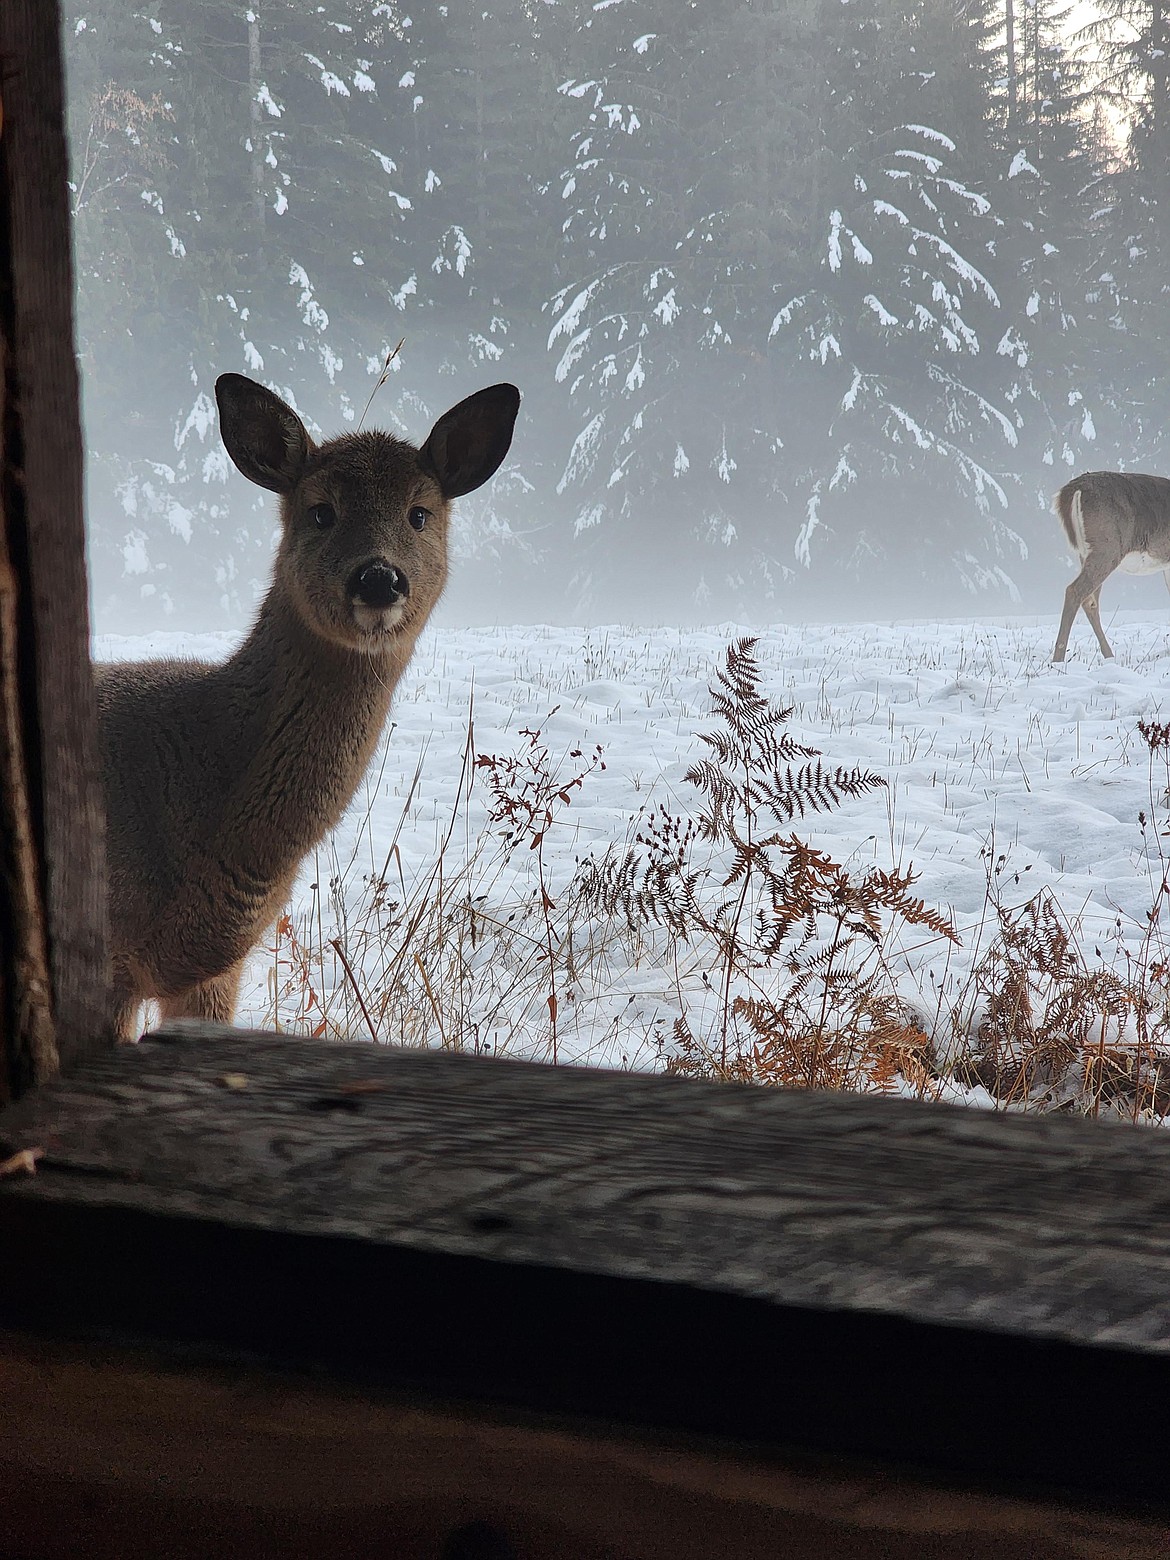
[2, 7, 1169, 1556]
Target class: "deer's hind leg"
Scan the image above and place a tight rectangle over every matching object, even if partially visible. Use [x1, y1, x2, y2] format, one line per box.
[158, 960, 246, 1029]
[1080, 589, 1115, 661]
[1054, 549, 1119, 662]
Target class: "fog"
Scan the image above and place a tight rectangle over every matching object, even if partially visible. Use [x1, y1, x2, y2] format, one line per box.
[65, 0, 1170, 636]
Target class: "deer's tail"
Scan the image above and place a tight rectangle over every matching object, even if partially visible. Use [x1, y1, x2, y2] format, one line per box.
[1054, 479, 1085, 555]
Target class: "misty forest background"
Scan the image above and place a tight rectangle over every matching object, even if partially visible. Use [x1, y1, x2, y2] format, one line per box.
[66, 0, 1170, 631]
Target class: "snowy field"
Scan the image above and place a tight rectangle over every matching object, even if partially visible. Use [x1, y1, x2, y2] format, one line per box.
[94, 612, 1170, 1106]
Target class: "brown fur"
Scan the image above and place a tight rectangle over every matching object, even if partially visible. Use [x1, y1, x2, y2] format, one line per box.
[1052, 469, 1170, 662]
[97, 374, 519, 1040]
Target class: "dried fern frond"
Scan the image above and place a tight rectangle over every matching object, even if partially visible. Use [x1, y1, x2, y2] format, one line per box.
[592, 638, 959, 1096]
[685, 641, 884, 847]
[855, 867, 960, 944]
[573, 836, 701, 939]
[948, 885, 1170, 1117]
[757, 760, 887, 822]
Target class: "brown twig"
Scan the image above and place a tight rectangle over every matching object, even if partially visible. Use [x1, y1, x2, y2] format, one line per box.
[331, 937, 380, 1043]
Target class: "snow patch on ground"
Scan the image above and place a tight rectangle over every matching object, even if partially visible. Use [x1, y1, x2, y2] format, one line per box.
[94, 613, 1170, 1083]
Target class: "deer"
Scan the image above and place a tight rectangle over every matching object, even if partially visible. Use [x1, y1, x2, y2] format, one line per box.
[95, 372, 520, 1041]
[1053, 470, 1170, 663]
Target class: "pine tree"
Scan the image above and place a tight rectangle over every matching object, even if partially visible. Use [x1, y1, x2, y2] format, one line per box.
[68, 0, 1148, 626]
[70, 1, 450, 623]
[987, 0, 1112, 572]
[547, 0, 1032, 613]
[1079, 0, 1170, 473]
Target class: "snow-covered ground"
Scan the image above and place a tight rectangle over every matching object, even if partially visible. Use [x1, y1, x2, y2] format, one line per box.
[94, 611, 1170, 1094]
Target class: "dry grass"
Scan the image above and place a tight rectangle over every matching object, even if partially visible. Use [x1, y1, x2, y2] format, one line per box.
[257, 638, 1170, 1124]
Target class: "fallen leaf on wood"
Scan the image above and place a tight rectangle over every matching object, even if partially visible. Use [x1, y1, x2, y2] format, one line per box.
[0, 1148, 44, 1177]
[217, 1073, 250, 1091]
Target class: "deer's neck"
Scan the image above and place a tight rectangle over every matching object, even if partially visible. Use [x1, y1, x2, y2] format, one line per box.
[211, 590, 412, 881]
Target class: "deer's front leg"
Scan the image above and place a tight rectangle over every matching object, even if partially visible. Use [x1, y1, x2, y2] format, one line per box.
[109, 965, 144, 1044]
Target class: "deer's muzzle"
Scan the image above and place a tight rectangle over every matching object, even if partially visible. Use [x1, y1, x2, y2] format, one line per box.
[349, 559, 409, 609]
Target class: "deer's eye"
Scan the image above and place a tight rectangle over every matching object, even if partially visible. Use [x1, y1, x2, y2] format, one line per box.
[310, 503, 336, 531]
[408, 505, 430, 532]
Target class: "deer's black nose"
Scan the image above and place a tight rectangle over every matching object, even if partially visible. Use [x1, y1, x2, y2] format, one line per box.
[350, 560, 408, 609]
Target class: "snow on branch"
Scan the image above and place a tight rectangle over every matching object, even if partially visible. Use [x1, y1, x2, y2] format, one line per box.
[768, 294, 808, 337]
[558, 412, 606, 494]
[864, 295, 899, 328]
[304, 53, 350, 96]
[1008, 150, 1039, 178]
[901, 123, 956, 150]
[289, 262, 328, 332]
[547, 281, 602, 347]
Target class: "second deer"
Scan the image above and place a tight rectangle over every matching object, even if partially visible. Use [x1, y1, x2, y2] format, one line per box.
[96, 373, 520, 1040]
[1053, 469, 1170, 662]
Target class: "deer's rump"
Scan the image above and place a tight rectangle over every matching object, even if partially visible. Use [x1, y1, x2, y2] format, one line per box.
[1056, 470, 1170, 558]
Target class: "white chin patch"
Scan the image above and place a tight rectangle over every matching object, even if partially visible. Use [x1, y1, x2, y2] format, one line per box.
[353, 601, 406, 642]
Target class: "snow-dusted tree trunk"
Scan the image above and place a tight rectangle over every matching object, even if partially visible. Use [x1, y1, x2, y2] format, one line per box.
[248, 8, 266, 237]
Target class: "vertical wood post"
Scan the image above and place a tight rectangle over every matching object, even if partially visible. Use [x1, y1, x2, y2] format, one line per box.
[0, 0, 110, 1099]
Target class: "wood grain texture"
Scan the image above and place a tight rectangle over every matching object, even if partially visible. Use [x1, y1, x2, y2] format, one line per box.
[0, 343, 57, 1102]
[4, 1024, 1170, 1351]
[0, 0, 110, 1080]
[3, 1333, 1166, 1560]
[3, 1026, 1170, 1510]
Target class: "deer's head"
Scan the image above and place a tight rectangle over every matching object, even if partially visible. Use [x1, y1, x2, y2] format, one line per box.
[215, 374, 520, 653]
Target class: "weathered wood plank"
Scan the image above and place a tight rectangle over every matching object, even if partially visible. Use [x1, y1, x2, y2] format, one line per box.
[3, 1332, 1166, 1560]
[3, 1025, 1170, 1510]
[0, 0, 110, 1092]
[4, 1024, 1170, 1349]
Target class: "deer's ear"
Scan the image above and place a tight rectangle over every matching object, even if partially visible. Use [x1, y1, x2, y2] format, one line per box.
[215, 374, 312, 495]
[419, 384, 520, 499]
